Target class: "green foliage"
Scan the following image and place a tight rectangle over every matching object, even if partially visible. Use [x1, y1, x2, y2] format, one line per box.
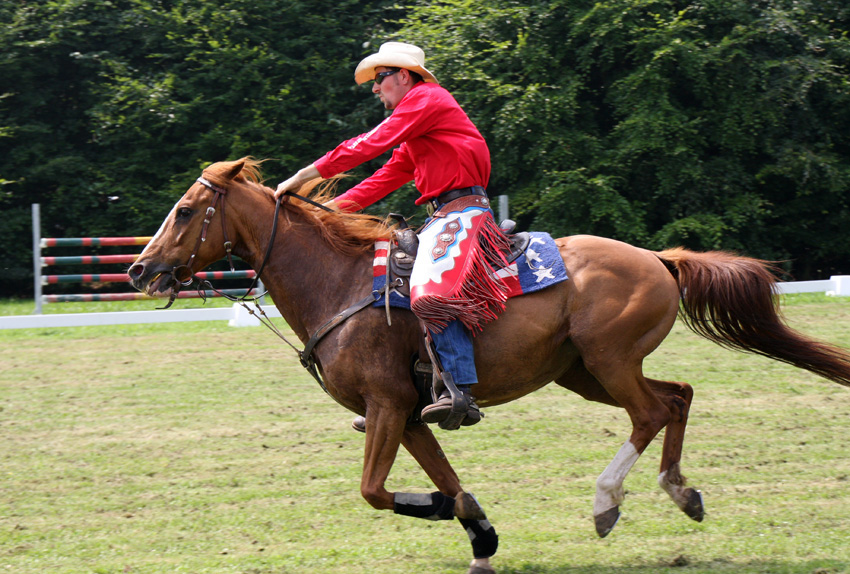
[398, 0, 850, 274]
[2, 0, 849, 297]
[0, 0, 395, 296]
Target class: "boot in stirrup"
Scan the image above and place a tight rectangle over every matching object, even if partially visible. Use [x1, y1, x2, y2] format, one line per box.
[351, 415, 366, 433]
[420, 385, 481, 428]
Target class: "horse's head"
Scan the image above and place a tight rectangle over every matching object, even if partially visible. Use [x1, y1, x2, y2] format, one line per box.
[128, 158, 262, 299]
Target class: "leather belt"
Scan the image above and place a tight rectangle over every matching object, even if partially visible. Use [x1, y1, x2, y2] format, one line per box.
[427, 186, 487, 212]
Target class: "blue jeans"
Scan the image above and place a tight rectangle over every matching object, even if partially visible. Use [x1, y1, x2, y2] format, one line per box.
[430, 320, 477, 388]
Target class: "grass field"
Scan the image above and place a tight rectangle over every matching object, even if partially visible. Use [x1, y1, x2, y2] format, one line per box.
[1, 294, 849, 574]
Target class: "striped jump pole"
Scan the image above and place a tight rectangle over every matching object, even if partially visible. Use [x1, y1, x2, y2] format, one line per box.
[42, 269, 257, 285]
[42, 254, 142, 266]
[43, 288, 261, 303]
[40, 236, 153, 248]
[33, 210, 262, 312]
[42, 254, 247, 266]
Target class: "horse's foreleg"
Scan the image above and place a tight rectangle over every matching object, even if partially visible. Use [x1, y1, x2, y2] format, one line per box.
[360, 407, 409, 510]
[646, 378, 704, 522]
[399, 422, 499, 574]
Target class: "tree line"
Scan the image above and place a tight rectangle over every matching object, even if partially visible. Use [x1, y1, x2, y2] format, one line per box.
[2, 0, 848, 297]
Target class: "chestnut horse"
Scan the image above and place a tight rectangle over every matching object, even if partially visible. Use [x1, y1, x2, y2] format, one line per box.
[129, 158, 850, 574]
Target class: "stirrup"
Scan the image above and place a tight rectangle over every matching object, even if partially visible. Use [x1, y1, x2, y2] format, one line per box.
[421, 373, 482, 430]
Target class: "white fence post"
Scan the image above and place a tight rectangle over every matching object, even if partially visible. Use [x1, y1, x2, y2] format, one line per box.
[497, 195, 509, 223]
[830, 276, 850, 296]
[32, 204, 42, 315]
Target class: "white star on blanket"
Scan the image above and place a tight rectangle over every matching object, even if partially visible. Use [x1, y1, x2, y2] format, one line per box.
[526, 238, 555, 282]
[526, 247, 543, 264]
[533, 266, 557, 282]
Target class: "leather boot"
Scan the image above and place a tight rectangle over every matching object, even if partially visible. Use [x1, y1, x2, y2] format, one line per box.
[420, 386, 481, 426]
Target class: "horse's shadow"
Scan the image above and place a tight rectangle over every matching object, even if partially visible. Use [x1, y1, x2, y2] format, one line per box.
[436, 559, 848, 573]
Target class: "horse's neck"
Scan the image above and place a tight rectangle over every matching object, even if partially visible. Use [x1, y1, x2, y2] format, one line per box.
[234, 197, 371, 343]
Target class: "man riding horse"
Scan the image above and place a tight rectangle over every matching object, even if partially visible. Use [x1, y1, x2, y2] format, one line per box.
[274, 42, 511, 430]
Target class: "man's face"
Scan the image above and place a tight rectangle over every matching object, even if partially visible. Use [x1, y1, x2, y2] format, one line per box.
[372, 66, 411, 110]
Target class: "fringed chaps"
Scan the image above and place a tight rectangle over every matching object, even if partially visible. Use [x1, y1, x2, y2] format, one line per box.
[410, 199, 512, 334]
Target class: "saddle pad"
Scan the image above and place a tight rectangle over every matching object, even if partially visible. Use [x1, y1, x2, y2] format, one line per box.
[372, 231, 568, 310]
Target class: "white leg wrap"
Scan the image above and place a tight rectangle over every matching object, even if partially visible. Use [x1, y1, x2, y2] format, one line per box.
[594, 441, 640, 516]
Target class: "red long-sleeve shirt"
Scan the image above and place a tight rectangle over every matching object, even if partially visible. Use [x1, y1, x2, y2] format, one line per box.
[313, 82, 491, 211]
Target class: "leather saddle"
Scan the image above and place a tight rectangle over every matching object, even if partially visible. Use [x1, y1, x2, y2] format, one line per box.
[387, 213, 530, 298]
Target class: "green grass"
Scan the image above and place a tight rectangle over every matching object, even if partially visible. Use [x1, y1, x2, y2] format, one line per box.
[1, 294, 849, 573]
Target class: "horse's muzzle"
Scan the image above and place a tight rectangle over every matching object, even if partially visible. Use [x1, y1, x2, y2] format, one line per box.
[128, 261, 184, 296]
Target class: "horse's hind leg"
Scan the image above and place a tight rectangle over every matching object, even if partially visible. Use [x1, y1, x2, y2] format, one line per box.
[646, 378, 704, 522]
[554, 359, 672, 537]
[580, 364, 673, 537]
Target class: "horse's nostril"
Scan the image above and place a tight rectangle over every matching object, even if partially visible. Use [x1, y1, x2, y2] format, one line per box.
[128, 263, 144, 279]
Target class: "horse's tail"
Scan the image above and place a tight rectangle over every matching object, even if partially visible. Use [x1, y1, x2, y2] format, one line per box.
[656, 247, 850, 387]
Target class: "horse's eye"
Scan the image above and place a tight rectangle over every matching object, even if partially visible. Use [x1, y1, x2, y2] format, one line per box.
[176, 207, 193, 219]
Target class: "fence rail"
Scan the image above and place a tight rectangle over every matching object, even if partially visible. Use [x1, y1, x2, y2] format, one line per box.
[43, 254, 142, 266]
[40, 236, 152, 248]
[42, 269, 256, 285]
[43, 288, 258, 303]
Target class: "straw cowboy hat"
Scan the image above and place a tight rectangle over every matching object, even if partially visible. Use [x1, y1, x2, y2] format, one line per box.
[354, 42, 439, 85]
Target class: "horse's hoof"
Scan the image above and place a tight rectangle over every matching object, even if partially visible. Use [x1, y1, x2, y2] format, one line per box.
[683, 488, 705, 522]
[455, 491, 486, 521]
[468, 558, 496, 574]
[351, 416, 366, 433]
[594, 506, 620, 538]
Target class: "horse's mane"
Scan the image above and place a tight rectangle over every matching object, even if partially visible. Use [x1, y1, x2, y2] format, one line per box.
[202, 157, 395, 257]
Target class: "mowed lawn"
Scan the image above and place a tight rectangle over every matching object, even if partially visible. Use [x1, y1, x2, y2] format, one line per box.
[1, 294, 849, 574]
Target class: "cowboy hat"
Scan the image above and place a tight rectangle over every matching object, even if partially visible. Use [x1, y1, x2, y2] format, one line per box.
[354, 42, 439, 85]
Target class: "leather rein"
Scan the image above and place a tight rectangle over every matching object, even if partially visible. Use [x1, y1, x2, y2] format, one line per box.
[166, 177, 385, 398]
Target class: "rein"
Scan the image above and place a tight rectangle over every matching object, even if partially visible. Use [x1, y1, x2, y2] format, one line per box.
[173, 178, 387, 399]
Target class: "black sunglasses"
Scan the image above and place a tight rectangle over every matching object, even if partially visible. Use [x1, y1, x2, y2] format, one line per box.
[374, 68, 401, 84]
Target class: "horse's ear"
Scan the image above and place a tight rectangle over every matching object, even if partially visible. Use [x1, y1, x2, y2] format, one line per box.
[223, 160, 245, 181]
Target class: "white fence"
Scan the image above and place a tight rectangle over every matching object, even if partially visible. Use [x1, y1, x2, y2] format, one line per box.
[0, 303, 278, 330]
[775, 276, 850, 296]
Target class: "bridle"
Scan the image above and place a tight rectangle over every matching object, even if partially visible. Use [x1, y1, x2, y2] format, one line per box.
[160, 175, 383, 400]
[160, 176, 330, 308]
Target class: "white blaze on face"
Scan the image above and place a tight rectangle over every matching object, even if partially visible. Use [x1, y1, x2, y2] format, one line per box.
[139, 201, 180, 259]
